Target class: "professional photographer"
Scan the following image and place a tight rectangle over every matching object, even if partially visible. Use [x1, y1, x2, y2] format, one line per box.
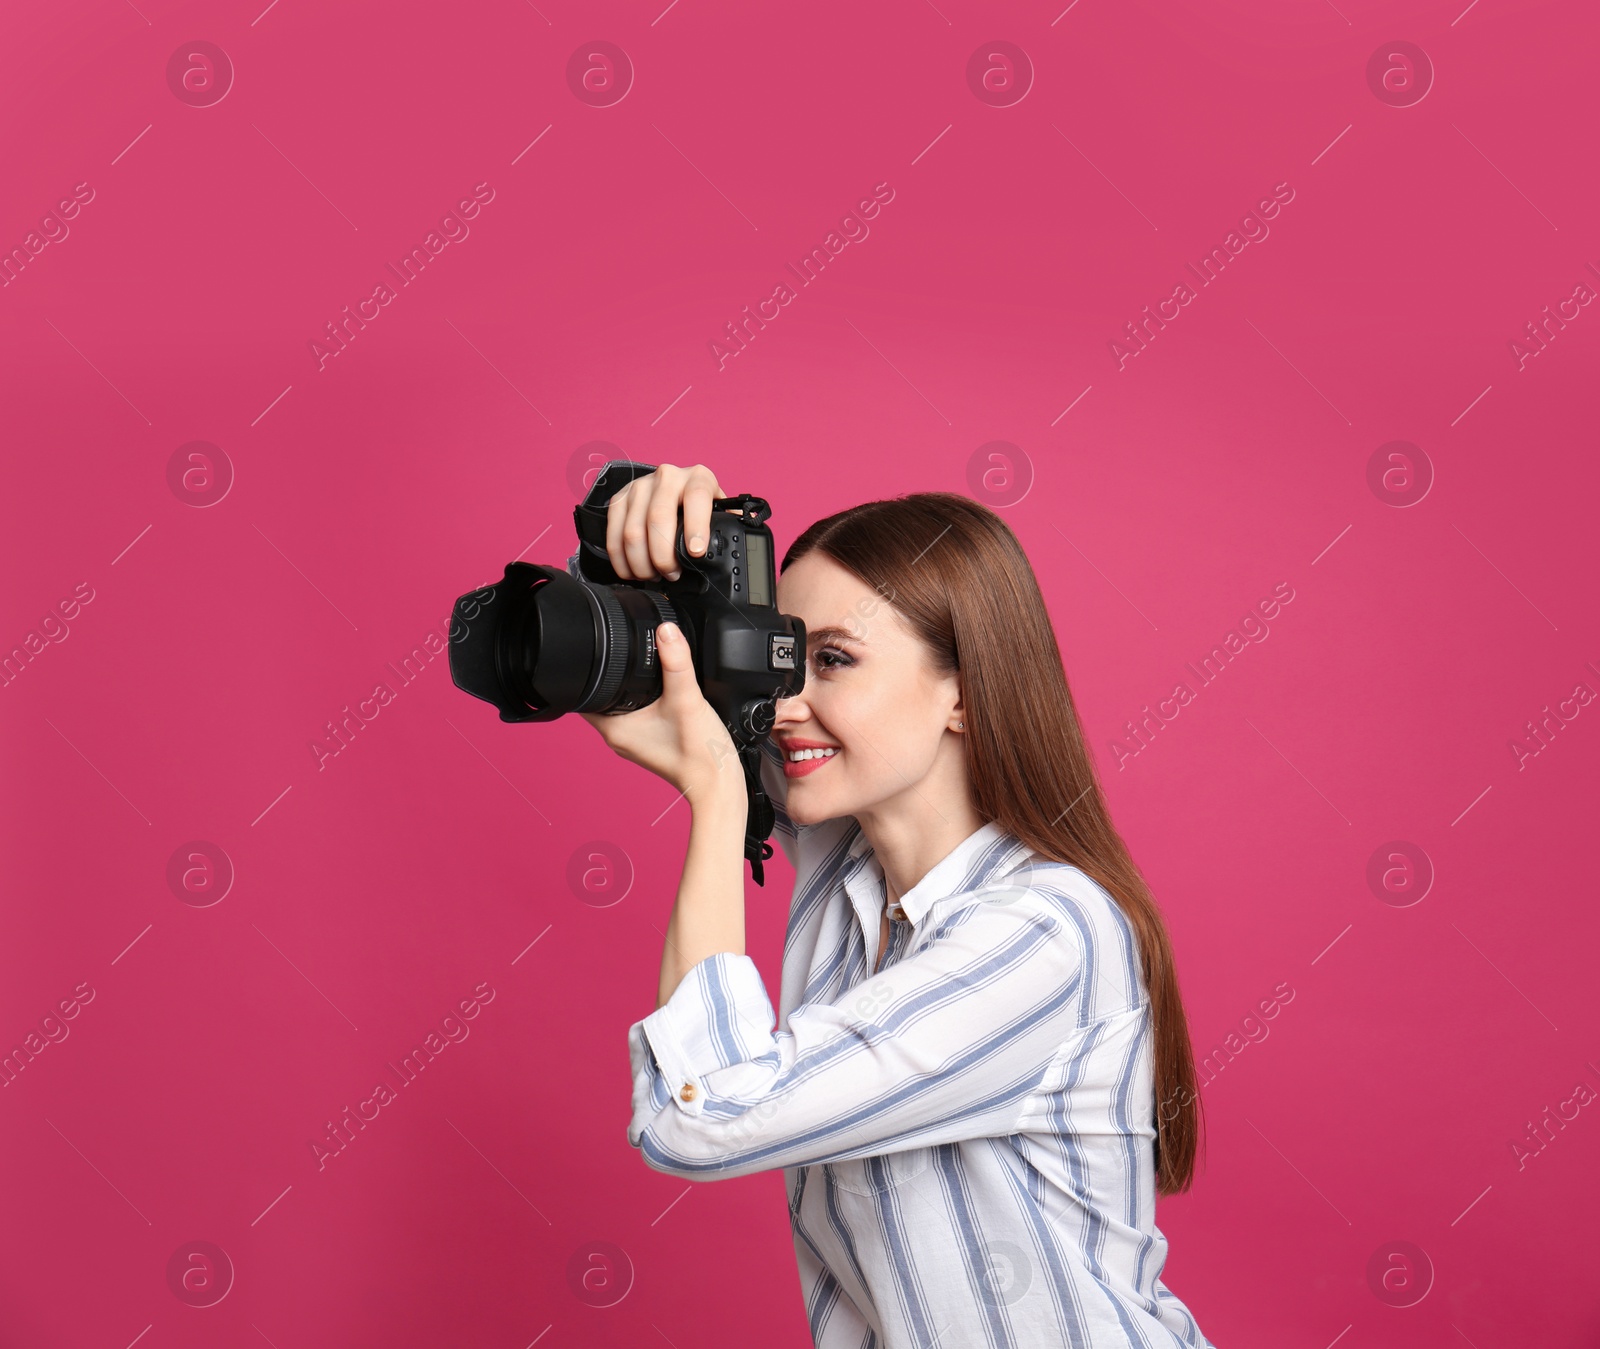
[452, 462, 1215, 1348]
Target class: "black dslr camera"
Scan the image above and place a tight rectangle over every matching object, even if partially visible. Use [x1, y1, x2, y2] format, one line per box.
[447, 460, 807, 885]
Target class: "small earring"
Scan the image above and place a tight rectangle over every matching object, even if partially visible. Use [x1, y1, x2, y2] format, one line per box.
[956, 720, 964, 730]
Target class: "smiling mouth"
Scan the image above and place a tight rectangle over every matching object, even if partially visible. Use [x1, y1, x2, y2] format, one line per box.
[783, 747, 839, 779]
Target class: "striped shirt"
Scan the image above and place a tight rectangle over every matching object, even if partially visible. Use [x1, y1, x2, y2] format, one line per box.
[626, 735, 1216, 1348]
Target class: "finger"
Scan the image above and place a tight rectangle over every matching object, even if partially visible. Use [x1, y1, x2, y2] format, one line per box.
[646, 464, 688, 580]
[682, 465, 722, 560]
[656, 620, 698, 692]
[620, 472, 657, 578]
[605, 480, 636, 578]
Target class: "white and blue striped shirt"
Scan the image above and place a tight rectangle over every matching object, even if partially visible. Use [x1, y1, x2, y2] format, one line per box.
[627, 736, 1216, 1348]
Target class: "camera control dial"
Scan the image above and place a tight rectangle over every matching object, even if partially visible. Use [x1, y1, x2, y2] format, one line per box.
[741, 697, 776, 739]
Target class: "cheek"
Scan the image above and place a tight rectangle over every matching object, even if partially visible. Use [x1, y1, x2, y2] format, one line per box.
[835, 683, 937, 779]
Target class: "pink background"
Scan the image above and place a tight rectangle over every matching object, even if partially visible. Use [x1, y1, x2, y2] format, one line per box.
[2, 0, 1596, 1344]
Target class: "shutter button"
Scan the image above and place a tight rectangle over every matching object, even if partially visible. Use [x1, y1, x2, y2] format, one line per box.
[679, 1083, 697, 1102]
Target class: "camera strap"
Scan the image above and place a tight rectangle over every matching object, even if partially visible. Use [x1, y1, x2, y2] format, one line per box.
[573, 459, 660, 568]
[739, 743, 775, 886]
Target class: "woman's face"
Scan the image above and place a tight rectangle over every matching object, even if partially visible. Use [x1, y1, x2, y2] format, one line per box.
[770, 552, 964, 828]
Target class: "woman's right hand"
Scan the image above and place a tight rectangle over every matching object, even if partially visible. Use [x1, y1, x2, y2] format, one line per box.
[604, 463, 725, 582]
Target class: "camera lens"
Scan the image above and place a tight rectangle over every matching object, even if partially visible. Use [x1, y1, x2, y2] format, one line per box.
[449, 563, 683, 722]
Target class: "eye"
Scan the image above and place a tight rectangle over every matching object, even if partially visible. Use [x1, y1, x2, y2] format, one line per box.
[813, 645, 853, 671]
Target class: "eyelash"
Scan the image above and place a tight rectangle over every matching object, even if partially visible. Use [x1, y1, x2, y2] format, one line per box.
[813, 645, 852, 671]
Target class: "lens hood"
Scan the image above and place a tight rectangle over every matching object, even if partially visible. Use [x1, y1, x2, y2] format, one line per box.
[449, 561, 614, 722]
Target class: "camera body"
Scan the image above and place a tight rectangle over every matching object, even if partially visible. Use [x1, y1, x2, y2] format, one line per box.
[447, 460, 807, 883]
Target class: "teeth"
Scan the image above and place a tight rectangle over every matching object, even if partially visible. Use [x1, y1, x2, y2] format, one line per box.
[787, 747, 837, 762]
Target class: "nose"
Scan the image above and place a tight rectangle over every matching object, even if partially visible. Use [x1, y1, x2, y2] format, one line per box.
[771, 686, 812, 734]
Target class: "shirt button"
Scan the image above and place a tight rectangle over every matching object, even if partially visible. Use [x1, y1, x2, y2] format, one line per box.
[679, 1083, 697, 1102]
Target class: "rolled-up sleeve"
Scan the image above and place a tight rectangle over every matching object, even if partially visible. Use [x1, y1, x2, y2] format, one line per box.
[628, 952, 776, 1134]
[626, 894, 1089, 1181]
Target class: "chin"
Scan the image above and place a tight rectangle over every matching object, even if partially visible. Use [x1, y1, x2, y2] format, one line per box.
[789, 787, 873, 831]
[785, 793, 840, 829]
[786, 798, 823, 828]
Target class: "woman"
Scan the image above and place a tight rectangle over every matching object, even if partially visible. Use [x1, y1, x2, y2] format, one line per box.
[582, 463, 1216, 1348]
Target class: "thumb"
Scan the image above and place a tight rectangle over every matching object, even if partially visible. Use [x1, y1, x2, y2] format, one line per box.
[656, 621, 698, 691]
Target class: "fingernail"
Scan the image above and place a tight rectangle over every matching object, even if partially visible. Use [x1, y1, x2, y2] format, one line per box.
[659, 622, 678, 640]
[689, 535, 705, 553]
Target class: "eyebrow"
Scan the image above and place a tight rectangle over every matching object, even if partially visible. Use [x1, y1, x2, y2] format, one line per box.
[806, 626, 866, 646]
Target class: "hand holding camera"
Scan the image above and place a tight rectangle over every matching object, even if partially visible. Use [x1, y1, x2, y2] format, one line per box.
[600, 462, 724, 583]
[447, 457, 807, 884]
[579, 465, 740, 801]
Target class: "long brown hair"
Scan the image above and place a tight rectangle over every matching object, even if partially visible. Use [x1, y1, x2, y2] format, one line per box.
[783, 491, 1204, 1194]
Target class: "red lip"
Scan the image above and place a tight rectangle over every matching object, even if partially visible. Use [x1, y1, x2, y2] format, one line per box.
[777, 739, 841, 779]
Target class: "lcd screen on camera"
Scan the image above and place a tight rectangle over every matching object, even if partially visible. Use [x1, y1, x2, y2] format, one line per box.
[744, 533, 771, 606]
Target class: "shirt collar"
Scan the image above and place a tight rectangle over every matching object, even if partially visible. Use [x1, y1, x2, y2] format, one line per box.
[842, 818, 1033, 930]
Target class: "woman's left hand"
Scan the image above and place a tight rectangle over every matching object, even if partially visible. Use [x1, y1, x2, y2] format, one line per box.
[580, 620, 743, 803]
